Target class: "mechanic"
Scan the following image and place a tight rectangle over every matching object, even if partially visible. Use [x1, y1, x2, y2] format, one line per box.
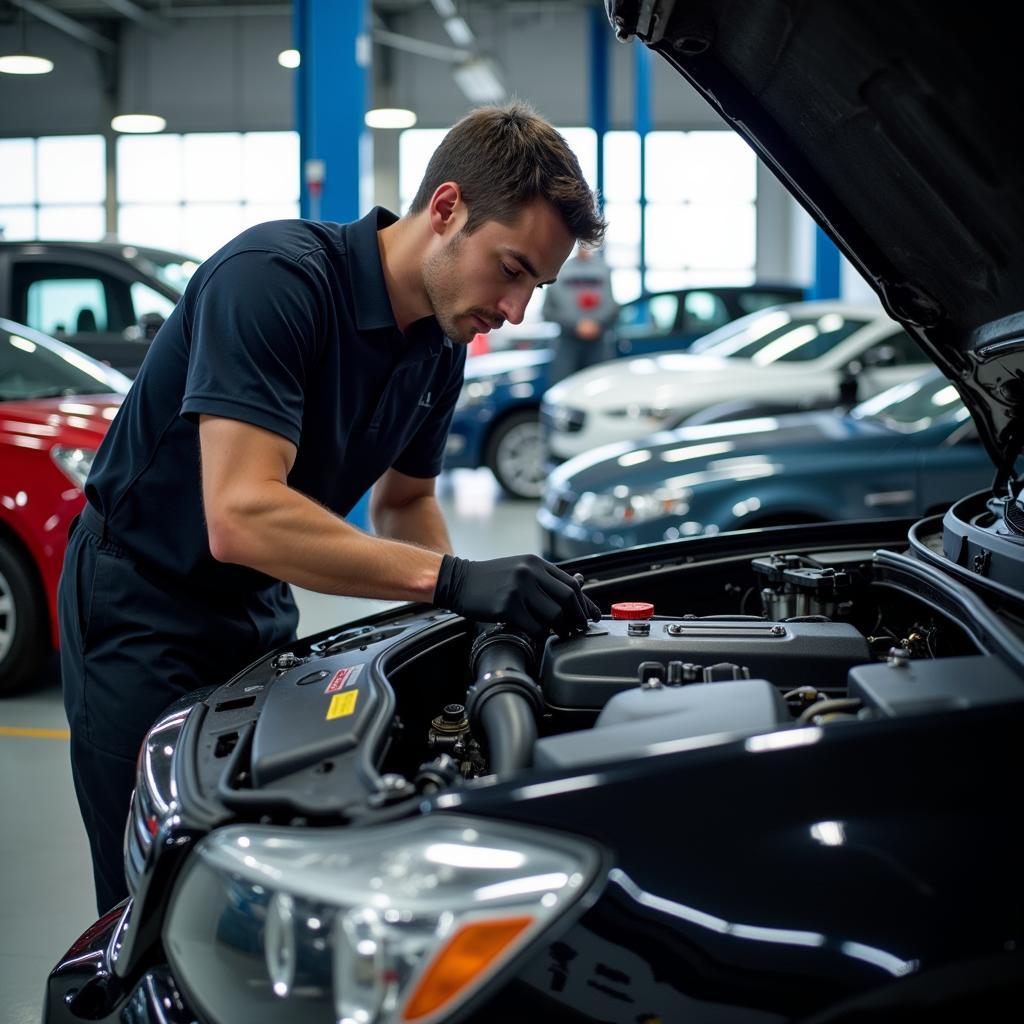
[58, 101, 606, 914]
[542, 242, 618, 384]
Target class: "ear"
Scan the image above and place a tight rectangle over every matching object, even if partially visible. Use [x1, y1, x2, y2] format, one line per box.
[427, 181, 464, 237]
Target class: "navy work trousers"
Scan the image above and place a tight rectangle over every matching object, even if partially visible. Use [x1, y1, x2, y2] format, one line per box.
[58, 508, 296, 915]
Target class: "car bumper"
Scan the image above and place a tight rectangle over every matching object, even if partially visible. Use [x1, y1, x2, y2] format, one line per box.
[538, 507, 646, 560]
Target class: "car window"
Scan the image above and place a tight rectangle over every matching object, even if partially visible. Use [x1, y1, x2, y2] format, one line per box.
[26, 278, 109, 336]
[617, 293, 679, 337]
[680, 290, 729, 333]
[130, 280, 176, 321]
[851, 372, 970, 431]
[0, 325, 131, 400]
[736, 290, 801, 315]
[13, 262, 134, 337]
[691, 309, 869, 363]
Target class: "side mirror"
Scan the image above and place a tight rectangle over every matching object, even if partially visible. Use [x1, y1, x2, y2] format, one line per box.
[137, 311, 164, 341]
[864, 344, 897, 368]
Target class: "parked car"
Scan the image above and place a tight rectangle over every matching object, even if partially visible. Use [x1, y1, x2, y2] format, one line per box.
[446, 348, 553, 498]
[539, 370, 991, 559]
[541, 301, 931, 462]
[473, 282, 805, 357]
[0, 318, 129, 692]
[45, 4, 1024, 1022]
[449, 285, 806, 499]
[0, 241, 198, 376]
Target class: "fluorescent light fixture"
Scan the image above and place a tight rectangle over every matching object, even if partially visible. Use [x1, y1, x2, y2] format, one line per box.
[364, 107, 417, 129]
[452, 56, 506, 103]
[444, 15, 475, 47]
[431, 0, 458, 16]
[0, 54, 53, 75]
[111, 113, 167, 134]
[277, 48, 300, 69]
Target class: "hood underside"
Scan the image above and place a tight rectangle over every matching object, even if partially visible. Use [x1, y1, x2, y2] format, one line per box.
[608, 0, 1024, 476]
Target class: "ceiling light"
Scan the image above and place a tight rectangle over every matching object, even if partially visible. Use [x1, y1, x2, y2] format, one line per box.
[0, 53, 53, 75]
[277, 48, 300, 69]
[111, 114, 167, 134]
[452, 56, 506, 104]
[431, 0, 458, 16]
[364, 107, 417, 129]
[443, 16, 474, 47]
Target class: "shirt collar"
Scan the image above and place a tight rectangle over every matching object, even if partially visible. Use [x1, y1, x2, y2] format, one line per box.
[345, 206, 401, 333]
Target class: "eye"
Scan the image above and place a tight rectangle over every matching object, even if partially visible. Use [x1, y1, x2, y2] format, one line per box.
[500, 262, 520, 280]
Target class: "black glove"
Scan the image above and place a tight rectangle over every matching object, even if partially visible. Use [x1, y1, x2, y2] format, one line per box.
[433, 553, 601, 637]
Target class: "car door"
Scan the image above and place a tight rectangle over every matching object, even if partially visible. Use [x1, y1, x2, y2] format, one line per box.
[915, 421, 994, 515]
[8, 255, 152, 376]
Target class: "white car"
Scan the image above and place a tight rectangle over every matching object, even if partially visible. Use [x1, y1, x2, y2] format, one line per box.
[541, 301, 931, 461]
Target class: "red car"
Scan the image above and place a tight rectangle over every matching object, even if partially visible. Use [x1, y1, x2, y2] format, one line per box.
[0, 317, 130, 693]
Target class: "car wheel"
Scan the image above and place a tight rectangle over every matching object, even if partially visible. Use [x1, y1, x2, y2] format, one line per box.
[485, 410, 546, 500]
[0, 538, 49, 695]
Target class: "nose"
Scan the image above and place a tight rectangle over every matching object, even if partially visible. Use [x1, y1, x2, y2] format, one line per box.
[496, 290, 529, 326]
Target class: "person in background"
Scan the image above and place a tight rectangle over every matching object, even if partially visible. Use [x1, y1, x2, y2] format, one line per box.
[542, 244, 618, 384]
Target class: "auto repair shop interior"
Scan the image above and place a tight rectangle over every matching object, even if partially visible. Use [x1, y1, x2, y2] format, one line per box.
[2, 3, 1022, 1023]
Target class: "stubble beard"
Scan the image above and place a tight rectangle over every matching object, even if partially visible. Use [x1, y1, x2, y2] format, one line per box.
[423, 231, 481, 345]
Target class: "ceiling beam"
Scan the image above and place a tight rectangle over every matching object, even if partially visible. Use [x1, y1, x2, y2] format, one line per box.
[7, 0, 116, 53]
[95, 0, 165, 31]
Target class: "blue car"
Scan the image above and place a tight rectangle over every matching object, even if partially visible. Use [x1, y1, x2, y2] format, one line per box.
[446, 283, 804, 498]
[539, 371, 991, 559]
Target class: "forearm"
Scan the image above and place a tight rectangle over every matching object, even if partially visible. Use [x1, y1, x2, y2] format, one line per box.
[208, 481, 443, 602]
[371, 493, 454, 555]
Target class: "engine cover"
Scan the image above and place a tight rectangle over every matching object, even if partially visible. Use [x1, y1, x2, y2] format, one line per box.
[541, 618, 870, 709]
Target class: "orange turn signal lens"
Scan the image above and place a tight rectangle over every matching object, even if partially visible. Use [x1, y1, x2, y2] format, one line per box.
[402, 915, 534, 1020]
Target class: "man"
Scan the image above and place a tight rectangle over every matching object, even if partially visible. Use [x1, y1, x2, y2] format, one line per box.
[542, 243, 618, 384]
[59, 101, 606, 914]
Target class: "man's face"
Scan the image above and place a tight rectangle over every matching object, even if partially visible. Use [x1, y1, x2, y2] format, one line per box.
[423, 197, 576, 345]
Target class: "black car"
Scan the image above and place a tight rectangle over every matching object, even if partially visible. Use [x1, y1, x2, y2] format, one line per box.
[0, 241, 198, 376]
[45, 4, 1023, 1022]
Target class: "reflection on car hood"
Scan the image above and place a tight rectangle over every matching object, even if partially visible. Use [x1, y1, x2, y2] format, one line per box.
[607, 0, 1024, 474]
[0, 395, 122, 448]
[464, 348, 553, 381]
[549, 411, 892, 492]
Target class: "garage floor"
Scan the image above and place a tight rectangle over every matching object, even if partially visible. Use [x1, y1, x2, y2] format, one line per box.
[0, 470, 538, 1023]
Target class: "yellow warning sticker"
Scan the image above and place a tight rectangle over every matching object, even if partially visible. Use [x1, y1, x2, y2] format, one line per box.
[326, 690, 359, 720]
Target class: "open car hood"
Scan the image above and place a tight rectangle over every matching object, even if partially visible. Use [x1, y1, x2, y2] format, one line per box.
[607, 0, 1023, 479]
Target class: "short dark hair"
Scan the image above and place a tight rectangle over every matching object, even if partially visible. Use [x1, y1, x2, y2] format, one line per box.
[408, 100, 606, 246]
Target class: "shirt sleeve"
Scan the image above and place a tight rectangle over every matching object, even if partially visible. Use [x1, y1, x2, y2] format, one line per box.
[391, 345, 467, 478]
[180, 249, 324, 446]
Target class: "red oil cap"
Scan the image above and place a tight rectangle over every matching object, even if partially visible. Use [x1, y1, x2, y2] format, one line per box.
[611, 602, 655, 620]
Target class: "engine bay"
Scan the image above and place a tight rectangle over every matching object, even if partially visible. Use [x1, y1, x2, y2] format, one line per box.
[173, 520, 1024, 831]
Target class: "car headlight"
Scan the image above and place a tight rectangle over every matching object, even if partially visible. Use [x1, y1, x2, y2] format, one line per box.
[604, 405, 676, 423]
[570, 486, 692, 529]
[455, 379, 496, 410]
[124, 705, 190, 897]
[164, 815, 598, 1024]
[51, 445, 96, 488]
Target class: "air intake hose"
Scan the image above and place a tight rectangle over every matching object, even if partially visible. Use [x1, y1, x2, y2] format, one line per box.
[466, 625, 543, 775]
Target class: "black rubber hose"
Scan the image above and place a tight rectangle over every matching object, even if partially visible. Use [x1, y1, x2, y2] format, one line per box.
[478, 692, 537, 774]
[467, 627, 542, 774]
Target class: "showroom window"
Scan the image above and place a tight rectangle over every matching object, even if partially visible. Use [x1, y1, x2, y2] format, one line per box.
[398, 126, 757, 307]
[117, 131, 300, 258]
[0, 135, 106, 242]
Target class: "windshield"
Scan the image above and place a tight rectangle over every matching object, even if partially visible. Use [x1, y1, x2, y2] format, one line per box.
[125, 248, 200, 296]
[0, 322, 132, 401]
[689, 309, 869, 364]
[851, 372, 970, 431]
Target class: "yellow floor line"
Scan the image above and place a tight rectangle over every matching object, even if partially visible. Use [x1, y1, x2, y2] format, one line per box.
[0, 725, 70, 740]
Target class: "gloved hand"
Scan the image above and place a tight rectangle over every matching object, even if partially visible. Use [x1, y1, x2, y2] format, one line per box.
[433, 553, 601, 637]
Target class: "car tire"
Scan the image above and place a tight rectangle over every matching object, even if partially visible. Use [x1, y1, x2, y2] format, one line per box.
[0, 537, 49, 695]
[485, 409, 546, 500]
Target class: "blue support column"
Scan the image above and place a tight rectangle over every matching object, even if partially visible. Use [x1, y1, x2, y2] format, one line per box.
[634, 44, 652, 292]
[294, 0, 372, 529]
[810, 225, 841, 300]
[589, 5, 609, 209]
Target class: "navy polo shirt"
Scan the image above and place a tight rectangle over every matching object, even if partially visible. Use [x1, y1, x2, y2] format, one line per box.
[85, 207, 466, 602]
